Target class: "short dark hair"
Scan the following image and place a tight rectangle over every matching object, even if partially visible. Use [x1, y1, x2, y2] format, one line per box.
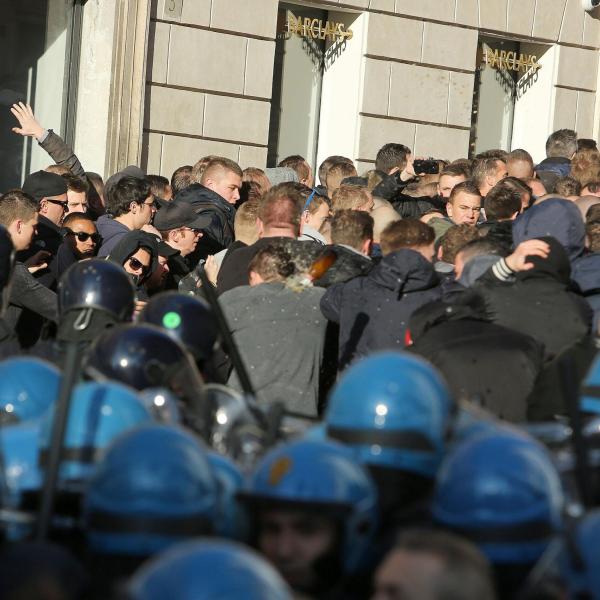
[331, 209, 373, 249]
[380, 219, 434, 255]
[326, 160, 357, 194]
[438, 225, 482, 263]
[147, 174, 171, 199]
[375, 143, 411, 173]
[389, 529, 496, 600]
[0, 190, 38, 227]
[449, 180, 482, 203]
[586, 220, 600, 253]
[278, 155, 310, 183]
[248, 243, 295, 282]
[578, 138, 598, 152]
[484, 186, 522, 221]
[107, 176, 151, 217]
[586, 203, 600, 223]
[546, 129, 577, 158]
[61, 173, 89, 195]
[171, 165, 193, 195]
[62, 212, 96, 229]
[555, 176, 582, 198]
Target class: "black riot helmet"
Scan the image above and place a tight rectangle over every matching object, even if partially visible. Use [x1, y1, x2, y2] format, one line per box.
[138, 292, 218, 363]
[0, 225, 16, 317]
[85, 324, 208, 436]
[58, 259, 136, 322]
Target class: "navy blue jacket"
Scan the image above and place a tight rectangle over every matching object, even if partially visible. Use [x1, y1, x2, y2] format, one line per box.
[320, 249, 441, 369]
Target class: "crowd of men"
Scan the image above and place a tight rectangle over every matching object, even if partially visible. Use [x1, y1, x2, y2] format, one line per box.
[1, 102, 600, 599]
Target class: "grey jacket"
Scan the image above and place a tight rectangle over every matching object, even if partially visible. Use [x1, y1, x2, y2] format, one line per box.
[39, 130, 86, 177]
[220, 282, 327, 417]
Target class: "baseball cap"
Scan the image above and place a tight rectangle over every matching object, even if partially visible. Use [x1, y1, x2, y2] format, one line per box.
[153, 201, 211, 232]
[22, 171, 68, 203]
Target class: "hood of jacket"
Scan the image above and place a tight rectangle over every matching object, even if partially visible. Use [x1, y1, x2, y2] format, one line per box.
[368, 249, 438, 293]
[572, 251, 600, 293]
[175, 183, 236, 220]
[107, 230, 158, 284]
[516, 236, 571, 285]
[512, 198, 585, 261]
[96, 214, 130, 244]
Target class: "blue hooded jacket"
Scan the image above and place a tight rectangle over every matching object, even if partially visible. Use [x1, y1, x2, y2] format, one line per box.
[513, 198, 585, 261]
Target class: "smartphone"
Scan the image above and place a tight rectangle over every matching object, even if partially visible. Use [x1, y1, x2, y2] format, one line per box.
[414, 159, 440, 175]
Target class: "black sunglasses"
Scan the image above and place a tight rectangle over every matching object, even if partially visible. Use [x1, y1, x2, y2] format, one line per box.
[46, 199, 69, 211]
[65, 229, 100, 243]
[128, 256, 149, 273]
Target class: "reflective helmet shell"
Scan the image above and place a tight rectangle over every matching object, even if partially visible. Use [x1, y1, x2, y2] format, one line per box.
[139, 292, 218, 362]
[85, 424, 219, 556]
[241, 439, 378, 574]
[0, 357, 60, 424]
[325, 352, 453, 477]
[39, 381, 153, 483]
[85, 323, 192, 391]
[58, 258, 136, 321]
[432, 429, 565, 565]
[128, 539, 292, 600]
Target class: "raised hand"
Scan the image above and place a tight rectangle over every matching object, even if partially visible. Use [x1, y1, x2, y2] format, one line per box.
[505, 239, 550, 272]
[10, 102, 45, 139]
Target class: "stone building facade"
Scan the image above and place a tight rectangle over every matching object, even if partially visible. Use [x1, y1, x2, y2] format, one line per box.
[4, 0, 600, 188]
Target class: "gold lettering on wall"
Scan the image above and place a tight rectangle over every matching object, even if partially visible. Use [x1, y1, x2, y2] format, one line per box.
[484, 48, 541, 73]
[285, 15, 353, 41]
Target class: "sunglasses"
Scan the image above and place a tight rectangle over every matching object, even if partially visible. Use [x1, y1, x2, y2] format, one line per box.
[65, 229, 100, 243]
[47, 199, 69, 211]
[128, 256, 149, 273]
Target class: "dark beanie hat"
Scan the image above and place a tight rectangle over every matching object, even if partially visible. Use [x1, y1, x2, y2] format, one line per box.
[22, 171, 68, 203]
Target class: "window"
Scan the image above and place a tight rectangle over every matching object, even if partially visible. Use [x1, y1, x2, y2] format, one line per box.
[0, 0, 83, 191]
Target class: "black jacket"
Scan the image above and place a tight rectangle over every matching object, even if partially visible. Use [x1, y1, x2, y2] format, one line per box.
[16, 216, 63, 289]
[320, 249, 441, 369]
[473, 237, 592, 362]
[5, 263, 58, 348]
[176, 184, 235, 257]
[409, 300, 544, 422]
[314, 245, 373, 288]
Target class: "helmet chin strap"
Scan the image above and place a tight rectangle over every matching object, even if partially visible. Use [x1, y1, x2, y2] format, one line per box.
[73, 308, 93, 331]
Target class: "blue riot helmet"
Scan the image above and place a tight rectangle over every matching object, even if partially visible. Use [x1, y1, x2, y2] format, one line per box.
[0, 357, 60, 425]
[57, 259, 136, 342]
[239, 439, 378, 581]
[560, 510, 600, 599]
[325, 352, 454, 478]
[38, 382, 153, 486]
[207, 451, 247, 540]
[84, 324, 207, 436]
[84, 424, 219, 556]
[431, 429, 565, 566]
[128, 539, 292, 600]
[139, 292, 218, 364]
[0, 223, 15, 317]
[580, 354, 600, 415]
